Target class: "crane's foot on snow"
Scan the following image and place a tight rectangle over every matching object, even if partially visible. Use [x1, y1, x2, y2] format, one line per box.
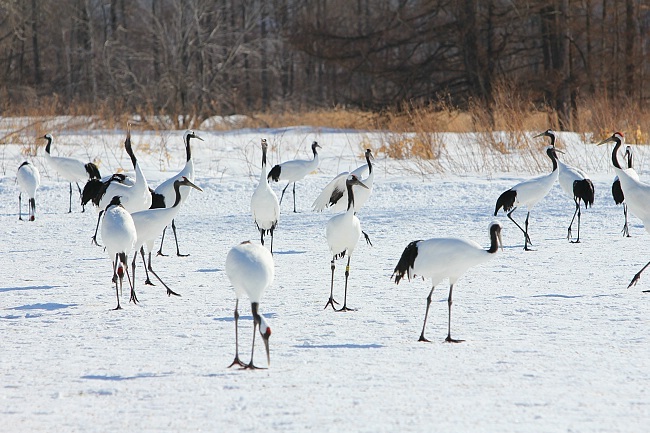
[324, 297, 339, 310]
[242, 363, 266, 370]
[145, 279, 154, 286]
[227, 357, 246, 368]
[336, 305, 356, 312]
[167, 288, 181, 297]
[445, 335, 465, 343]
[418, 334, 431, 343]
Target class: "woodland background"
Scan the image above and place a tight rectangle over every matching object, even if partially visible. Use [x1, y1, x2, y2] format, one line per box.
[1, 0, 649, 134]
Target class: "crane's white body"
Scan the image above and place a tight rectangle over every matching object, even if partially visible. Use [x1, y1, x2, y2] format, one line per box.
[226, 242, 275, 302]
[102, 203, 137, 264]
[273, 151, 320, 182]
[326, 210, 362, 258]
[43, 136, 91, 183]
[508, 169, 558, 211]
[408, 237, 495, 285]
[17, 161, 41, 221]
[313, 150, 374, 213]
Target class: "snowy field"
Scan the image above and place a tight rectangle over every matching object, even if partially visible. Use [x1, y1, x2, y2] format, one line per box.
[1, 125, 649, 432]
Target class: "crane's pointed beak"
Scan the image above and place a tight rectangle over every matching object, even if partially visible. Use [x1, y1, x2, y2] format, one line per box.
[533, 132, 545, 138]
[185, 179, 203, 192]
[596, 136, 614, 146]
[194, 134, 204, 142]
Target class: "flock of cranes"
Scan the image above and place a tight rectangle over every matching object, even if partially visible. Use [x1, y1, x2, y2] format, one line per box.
[13, 127, 650, 369]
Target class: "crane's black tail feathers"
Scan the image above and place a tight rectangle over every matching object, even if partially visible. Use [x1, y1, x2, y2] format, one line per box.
[85, 162, 101, 180]
[81, 179, 103, 206]
[392, 240, 421, 285]
[494, 189, 516, 216]
[612, 179, 624, 205]
[267, 165, 281, 182]
[149, 189, 166, 209]
[574, 179, 595, 208]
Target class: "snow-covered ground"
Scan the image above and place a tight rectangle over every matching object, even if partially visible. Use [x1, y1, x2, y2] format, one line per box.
[1, 125, 649, 432]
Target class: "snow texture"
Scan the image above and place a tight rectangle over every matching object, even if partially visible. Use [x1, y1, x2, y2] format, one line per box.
[1, 126, 649, 432]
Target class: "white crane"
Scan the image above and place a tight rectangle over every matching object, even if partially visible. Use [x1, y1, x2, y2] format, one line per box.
[538, 129, 594, 243]
[251, 139, 280, 253]
[325, 174, 369, 311]
[16, 161, 41, 221]
[101, 196, 137, 310]
[494, 144, 560, 250]
[89, 126, 152, 246]
[225, 241, 273, 369]
[598, 132, 650, 290]
[129, 176, 202, 299]
[312, 149, 375, 213]
[611, 146, 636, 237]
[392, 222, 503, 343]
[267, 141, 321, 212]
[152, 130, 203, 257]
[41, 133, 101, 213]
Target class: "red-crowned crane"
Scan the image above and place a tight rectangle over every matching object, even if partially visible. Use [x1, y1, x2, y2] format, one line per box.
[538, 129, 594, 243]
[312, 149, 375, 213]
[251, 139, 280, 253]
[16, 161, 41, 221]
[392, 222, 503, 343]
[225, 241, 273, 369]
[612, 146, 636, 237]
[41, 133, 101, 213]
[152, 130, 203, 256]
[494, 144, 560, 250]
[101, 196, 137, 310]
[129, 176, 202, 300]
[267, 141, 321, 212]
[598, 132, 650, 291]
[325, 175, 369, 312]
[89, 126, 152, 246]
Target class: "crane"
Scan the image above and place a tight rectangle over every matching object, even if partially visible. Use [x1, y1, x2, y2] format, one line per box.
[267, 141, 321, 212]
[251, 138, 280, 253]
[16, 161, 41, 221]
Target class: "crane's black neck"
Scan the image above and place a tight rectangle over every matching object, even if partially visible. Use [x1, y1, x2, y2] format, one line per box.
[172, 180, 184, 207]
[627, 148, 634, 169]
[45, 137, 52, 154]
[312, 143, 319, 157]
[262, 144, 267, 168]
[125, 138, 137, 169]
[611, 138, 623, 169]
[487, 225, 500, 254]
[346, 180, 355, 211]
[546, 147, 558, 172]
[185, 135, 192, 162]
[366, 150, 373, 174]
[546, 132, 556, 147]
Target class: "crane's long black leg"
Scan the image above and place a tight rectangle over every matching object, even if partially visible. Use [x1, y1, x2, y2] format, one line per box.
[131, 254, 137, 296]
[629, 260, 650, 289]
[337, 256, 355, 312]
[279, 183, 290, 205]
[112, 256, 122, 310]
[244, 304, 266, 370]
[260, 229, 265, 246]
[228, 299, 246, 368]
[419, 285, 435, 342]
[445, 283, 464, 343]
[157, 227, 168, 256]
[91, 210, 104, 246]
[30, 198, 35, 221]
[141, 247, 154, 285]
[124, 256, 138, 305]
[507, 208, 532, 250]
[523, 211, 533, 251]
[171, 219, 188, 257]
[292, 182, 297, 213]
[568, 199, 579, 242]
[18, 193, 23, 220]
[147, 255, 181, 297]
[270, 228, 274, 255]
[576, 203, 582, 243]
[623, 204, 630, 237]
[324, 258, 339, 309]
[76, 182, 84, 212]
[68, 182, 73, 213]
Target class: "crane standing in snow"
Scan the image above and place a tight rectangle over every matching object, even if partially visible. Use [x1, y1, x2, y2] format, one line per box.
[225, 241, 273, 369]
[325, 174, 369, 311]
[267, 141, 321, 213]
[392, 222, 503, 343]
[101, 196, 137, 310]
[251, 139, 280, 253]
[494, 144, 560, 250]
[152, 130, 203, 257]
[611, 146, 636, 237]
[16, 161, 41, 221]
